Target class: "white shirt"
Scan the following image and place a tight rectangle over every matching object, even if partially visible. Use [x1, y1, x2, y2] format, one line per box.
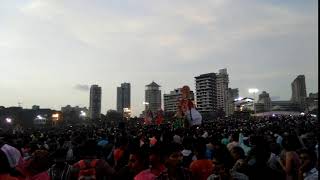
[303, 168, 318, 180]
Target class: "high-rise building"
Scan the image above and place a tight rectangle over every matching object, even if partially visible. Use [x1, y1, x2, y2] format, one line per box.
[89, 85, 102, 120]
[257, 91, 272, 112]
[145, 82, 161, 113]
[291, 75, 307, 110]
[227, 88, 239, 116]
[306, 92, 318, 113]
[117, 83, 131, 113]
[195, 73, 217, 113]
[164, 88, 195, 112]
[216, 69, 229, 114]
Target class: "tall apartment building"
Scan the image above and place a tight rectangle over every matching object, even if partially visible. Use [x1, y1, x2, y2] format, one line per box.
[145, 82, 162, 113]
[164, 88, 195, 112]
[291, 75, 307, 111]
[257, 91, 272, 112]
[117, 83, 131, 113]
[195, 73, 217, 113]
[227, 88, 239, 116]
[216, 69, 229, 115]
[89, 85, 102, 120]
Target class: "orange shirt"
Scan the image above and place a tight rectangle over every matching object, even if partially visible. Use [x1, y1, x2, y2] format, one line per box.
[189, 160, 213, 180]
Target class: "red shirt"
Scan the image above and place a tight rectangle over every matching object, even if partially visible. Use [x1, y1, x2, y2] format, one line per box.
[189, 160, 213, 180]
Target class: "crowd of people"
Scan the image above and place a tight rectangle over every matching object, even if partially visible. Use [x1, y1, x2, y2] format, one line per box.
[0, 85, 318, 180]
[0, 114, 318, 180]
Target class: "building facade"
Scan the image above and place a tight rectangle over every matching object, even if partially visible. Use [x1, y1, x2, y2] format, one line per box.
[164, 88, 195, 112]
[216, 69, 229, 114]
[195, 73, 217, 114]
[306, 92, 318, 113]
[117, 83, 131, 113]
[257, 91, 272, 112]
[227, 88, 239, 116]
[271, 101, 300, 111]
[291, 75, 307, 111]
[145, 82, 162, 113]
[89, 85, 102, 120]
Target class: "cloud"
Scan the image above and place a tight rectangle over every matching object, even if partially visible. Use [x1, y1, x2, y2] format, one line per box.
[74, 84, 89, 92]
[0, 0, 317, 115]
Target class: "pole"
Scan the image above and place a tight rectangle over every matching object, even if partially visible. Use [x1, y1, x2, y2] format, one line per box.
[254, 92, 256, 114]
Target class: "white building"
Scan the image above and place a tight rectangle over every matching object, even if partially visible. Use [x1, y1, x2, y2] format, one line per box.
[145, 82, 162, 114]
[195, 73, 217, 113]
[164, 88, 195, 112]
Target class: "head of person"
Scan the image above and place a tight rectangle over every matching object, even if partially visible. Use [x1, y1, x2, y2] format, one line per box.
[182, 136, 193, 150]
[165, 143, 183, 169]
[149, 145, 162, 167]
[0, 149, 11, 174]
[0, 144, 22, 173]
[52, 148, 67, 164]
[230, 146, 245, 161]
[181, 86, 190, 99]
[211, 159, 231, 179]
[282, 134, 301, 151]
[128, 150, 147, 174]
[194, 137, 207, 159]
[81, 139, 97, 158]
[230, 133, 239, 142]
[28, 150, 50, 174]
[299, 148, 317, 172]
[119, 136, 129, 149]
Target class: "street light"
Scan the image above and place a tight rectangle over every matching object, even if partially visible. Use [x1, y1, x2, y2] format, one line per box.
[80, 111, 87, 117]
[37, 115, 44, 120]
[248, 88, 259, 114]
[6, 118, 12, 124]
[143, 102, 149, 110]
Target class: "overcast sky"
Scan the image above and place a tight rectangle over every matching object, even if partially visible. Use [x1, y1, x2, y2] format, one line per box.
[0, 0, 318, 116]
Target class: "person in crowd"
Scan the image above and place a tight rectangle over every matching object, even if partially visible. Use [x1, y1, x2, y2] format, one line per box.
[221, 134, 229, 146]
[298, 149, 318, 180]
[189, 138, 213, 180]
[116, 149, 148, 180]
[227, 133, 240, 151]
[247, 135, 285, 180]
[158, 143, 191, 180]
[0, 113, 318, 180]
[208, 158, 249, 180]
[230, 146, 248, 174]
[181, 136, 194, 168]
[17, 150, 51, 180]
[113, 135, 130, 171]
[48, 148, 72, 180]
[134, 145, 166, 180]
[280, 134, 301, 180]
[0, 145, 19, 180]
[70, 139, 115, 180]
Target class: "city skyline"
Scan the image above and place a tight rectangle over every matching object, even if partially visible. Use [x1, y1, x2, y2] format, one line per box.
[0, 1, 318, 116]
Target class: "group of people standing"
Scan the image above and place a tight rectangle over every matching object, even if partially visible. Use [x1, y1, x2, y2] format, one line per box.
[0, 86, 318, 180]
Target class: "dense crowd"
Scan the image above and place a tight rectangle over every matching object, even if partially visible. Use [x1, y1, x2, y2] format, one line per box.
[0, 115, 318, 180]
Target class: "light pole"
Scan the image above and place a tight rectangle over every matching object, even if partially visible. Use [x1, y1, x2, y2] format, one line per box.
[143, 102, 149, 120]
[143, 102, 149, 111]
[6, 117, 12, 124]
[248, 88, 259, 114]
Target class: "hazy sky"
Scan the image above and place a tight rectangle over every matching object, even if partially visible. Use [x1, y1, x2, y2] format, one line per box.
[0, 0, 318, 116]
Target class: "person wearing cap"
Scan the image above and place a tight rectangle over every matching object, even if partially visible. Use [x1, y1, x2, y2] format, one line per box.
[0, 144, 21, 180]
